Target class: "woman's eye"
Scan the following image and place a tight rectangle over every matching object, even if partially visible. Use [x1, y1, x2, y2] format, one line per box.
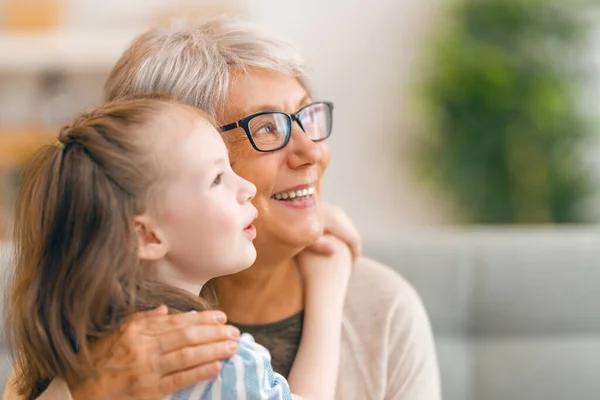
[254, 123, 276, 136]
[212, 172, 223, 186]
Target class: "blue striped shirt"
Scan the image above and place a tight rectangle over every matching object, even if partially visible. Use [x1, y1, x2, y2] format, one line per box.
[165, 333, 293, 400]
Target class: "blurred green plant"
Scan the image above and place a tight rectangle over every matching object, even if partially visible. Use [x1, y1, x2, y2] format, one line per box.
[413, 0, 595, 223]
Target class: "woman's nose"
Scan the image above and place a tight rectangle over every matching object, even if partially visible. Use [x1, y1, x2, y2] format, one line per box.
[286, 124, 322, 169]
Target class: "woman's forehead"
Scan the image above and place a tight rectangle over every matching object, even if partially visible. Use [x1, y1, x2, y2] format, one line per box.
[222, 68, 310, 121]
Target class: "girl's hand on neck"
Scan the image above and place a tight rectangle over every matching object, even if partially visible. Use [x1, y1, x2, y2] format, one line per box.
[305, 202, 362, 261]
[287, 235, 352, 399]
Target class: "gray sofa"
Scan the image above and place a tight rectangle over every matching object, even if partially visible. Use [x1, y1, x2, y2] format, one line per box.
[2, 228, 600, 399]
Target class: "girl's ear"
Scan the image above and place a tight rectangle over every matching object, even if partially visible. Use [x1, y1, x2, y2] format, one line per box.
[134, 215, 169, 261]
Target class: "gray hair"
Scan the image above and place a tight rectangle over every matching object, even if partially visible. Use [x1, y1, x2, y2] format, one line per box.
[104, 15, 310, 120]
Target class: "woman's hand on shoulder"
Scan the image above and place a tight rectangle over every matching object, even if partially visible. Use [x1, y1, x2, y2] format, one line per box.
[68, 306, 240, 400]
[306, 202, 362, 261]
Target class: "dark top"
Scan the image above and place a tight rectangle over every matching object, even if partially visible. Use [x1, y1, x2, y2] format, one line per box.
[231, 310, 304, 379]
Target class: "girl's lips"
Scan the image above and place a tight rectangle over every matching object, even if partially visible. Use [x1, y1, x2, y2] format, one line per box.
[243, 223, 257, 239]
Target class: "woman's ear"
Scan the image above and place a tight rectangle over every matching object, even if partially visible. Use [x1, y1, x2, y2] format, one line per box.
[134, 215, 168, 261]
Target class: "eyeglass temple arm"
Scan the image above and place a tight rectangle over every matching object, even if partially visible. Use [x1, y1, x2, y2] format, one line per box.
[219, 122, 239, 132]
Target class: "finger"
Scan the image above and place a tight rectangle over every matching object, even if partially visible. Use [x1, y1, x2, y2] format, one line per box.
[321, 207, 362, 260]
[158, 323, 240, 353]
[305, 237, 335, 255]
[324, 217, 361, 261]
[158, 361, 223, 396]
[158, 340, 238, 376]
[130, 304, 169, 322]
[141, 310, 228, 335]
[323, 221, 357, 248]
[324, 227, 361, 261]
[348, 236, 362, 261]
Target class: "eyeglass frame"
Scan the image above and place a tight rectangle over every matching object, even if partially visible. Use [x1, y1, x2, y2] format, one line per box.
[218, 101, 334, 153]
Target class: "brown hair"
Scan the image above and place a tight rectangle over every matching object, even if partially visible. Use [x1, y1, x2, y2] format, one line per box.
[6, 96, 210, 398]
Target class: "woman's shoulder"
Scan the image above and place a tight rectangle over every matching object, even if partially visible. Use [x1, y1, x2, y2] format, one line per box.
[345, 257, 431, 329]
[339, 258, 440, 399]
[350, 257, 420, 301]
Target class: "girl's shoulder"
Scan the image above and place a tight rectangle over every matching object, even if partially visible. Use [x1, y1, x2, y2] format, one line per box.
[167, 333, 293, 400]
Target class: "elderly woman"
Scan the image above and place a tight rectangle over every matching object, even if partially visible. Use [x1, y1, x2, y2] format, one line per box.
[4, 16, 440, 400]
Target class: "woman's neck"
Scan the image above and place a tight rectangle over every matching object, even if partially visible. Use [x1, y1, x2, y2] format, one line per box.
[210, 254, 304, 325]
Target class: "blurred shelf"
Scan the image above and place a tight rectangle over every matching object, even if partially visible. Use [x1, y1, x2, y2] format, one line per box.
[0, 30, 140, 73]
[0, 128, 56, 168]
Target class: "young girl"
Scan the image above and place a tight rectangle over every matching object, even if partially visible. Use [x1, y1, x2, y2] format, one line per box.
[5, 96, 351, 399]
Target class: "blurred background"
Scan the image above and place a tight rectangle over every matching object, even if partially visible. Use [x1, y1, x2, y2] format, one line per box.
[0, 0, 599, 399]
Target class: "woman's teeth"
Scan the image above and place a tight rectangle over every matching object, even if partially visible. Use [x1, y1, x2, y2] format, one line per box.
[272, 186, 315, 201]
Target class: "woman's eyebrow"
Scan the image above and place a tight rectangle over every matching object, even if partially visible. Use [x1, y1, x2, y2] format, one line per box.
[296, 94, 311, 109]
[244, 94, 312, 115]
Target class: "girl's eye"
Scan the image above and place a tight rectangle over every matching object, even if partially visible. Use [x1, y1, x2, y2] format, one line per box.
[212, 172, 223, 186]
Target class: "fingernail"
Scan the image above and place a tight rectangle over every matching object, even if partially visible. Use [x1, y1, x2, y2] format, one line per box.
[227, 341, 238, 352]
[228, 327, 240, 339]
[215, 312, 227, 323]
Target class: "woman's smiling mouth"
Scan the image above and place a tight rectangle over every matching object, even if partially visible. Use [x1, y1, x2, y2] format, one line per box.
[271, 184, 315, 201]
[270, 184, 317, 209]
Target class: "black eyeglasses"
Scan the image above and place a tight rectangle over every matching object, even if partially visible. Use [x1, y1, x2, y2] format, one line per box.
[219, 101, 334, 152]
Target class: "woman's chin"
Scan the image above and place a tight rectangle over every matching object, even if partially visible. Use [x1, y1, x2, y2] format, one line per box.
[252, 211, 324, 256]
[279, 223, 324, 250]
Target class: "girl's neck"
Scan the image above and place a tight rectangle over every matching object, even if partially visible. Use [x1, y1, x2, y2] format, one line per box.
[153, 259, 206, 296]
[210, 254, 304, 325]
